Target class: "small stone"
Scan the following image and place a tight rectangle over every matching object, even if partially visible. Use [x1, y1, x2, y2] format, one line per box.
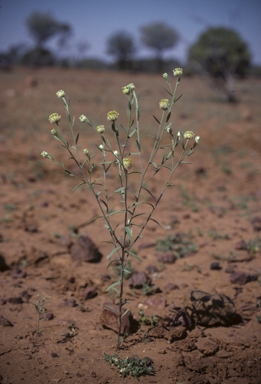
[163, 282, 179, 292]
[51, 353, 58, 358]
[82, 287, 97, 300]
[251, 216, 261, 232]
[100, 302, 132, 335]
[225, 265, 236, 273]
[19, 290, 31, 302]
[57, 236, 72, 248]
[43, 312, 54, 321]
[91, 371, 96, 378]
[128, 271, 151, 289]
[210, 262, 222, 270]
[62, 299, 77, 307]
[7, 297, 23, 304]
[0, 315, 13, 326]
[71, 236, 103, 263]
[145, 298, 166, 309]
[40, 200, 49, 207]
[12, 269, 27, 279]
[230, 271, 258, 285]
[235, 240, 247, 250]
[157, 252, 176, 264]
[146, 265, 159, 274]
[0, 298, 6, 305]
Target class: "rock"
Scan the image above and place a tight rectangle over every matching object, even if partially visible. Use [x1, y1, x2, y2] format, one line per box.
[196, 338, 219, 356]
[82, 287, 97, 300]
[146, 265, 159, 274]
[7, 297, 23, 304]
[225, 265, 236, 274]
[235, 240, 247, 250]
[128, 271, 151, 289]
[145, 298, 166, 309]
[251, 216, 261, 232]
[19, 290, 31, 302]
[62, 298, 77, 307]
[71, 236, 103, 263]
[148, 325, 186, 342]
[0, 254, 9, 272]
[230, 271, 258, 285]
[163, 282, 179, 292]
[12, 268, 27, 279]
[43, 312, 54, 321]
[0, 315, 13, 327]
[57, 236, 72, 248]
[100, 302, 132, 335]
[184, 290, 239, 326]
[157, 252, 176, 264]
[210, 262, 222, 270]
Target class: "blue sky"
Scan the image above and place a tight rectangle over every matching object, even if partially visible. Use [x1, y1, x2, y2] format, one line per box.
[0, 0, 260, 64]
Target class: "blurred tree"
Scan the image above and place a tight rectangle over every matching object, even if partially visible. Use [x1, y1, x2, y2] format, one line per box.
[140, 22, 179, 72]
[27, 12, 71, 48]
[188, 27, 251, 102]
[106, 31, 136, 70]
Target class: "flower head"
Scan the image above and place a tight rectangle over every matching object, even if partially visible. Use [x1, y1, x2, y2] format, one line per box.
[51, 129, 57, 135]
[79, 115, 88, 123]
[184, 131, 195, 140]
[159, 99, 170, 110]
[195, 136, 200, 144]
[123, 158, 132, 171]
[56, 90, 65, 98]
[48, 113, 61, 124]
[173, 68, 183, 77]
[97, 125, 105, 134]
[107, 111, 119, 122]
[83, 148, 89, 156]
[163, 73, 169, 81]
[122, 86, 130, 95]
[41, 151, 51, 159]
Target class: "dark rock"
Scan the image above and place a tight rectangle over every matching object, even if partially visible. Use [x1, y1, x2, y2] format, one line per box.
[57, 236, 72, 248]
[235, 240, 247, 250]
[146, 265, 159, 274]
[145, 298, 166, 309]
[51, 353, 58, 358]
[184, 290, 240, 326]
[101, 274, 111, 281]
[0, 298, 6, 305]
[62, 299, 77, 307]
[157, 252, 176, 264]
[163, 282, 179, 292]
[19, 290, 31, 302]
[0, 254, 9, 272]
[0, 315, 13, 326]
[82, 287, 97, 300]
[12, 268, 27, 279]
[7, 297, 23, 304]
[100, 302, 132, 335]
[251, 216, 261, 232]
[128, 271, 151, 289]
[210, 262, 222, 270]
[169, 310, 193, 329]
[71, 236, 103, 263]
[230, 271, 258, 285]
[40, 200, 49, 207]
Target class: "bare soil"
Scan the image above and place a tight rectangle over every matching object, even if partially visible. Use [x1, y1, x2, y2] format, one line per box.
[0, 67, 261, 384]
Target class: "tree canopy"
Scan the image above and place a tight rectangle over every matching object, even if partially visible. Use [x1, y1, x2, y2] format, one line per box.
[106, 31, 136, 70]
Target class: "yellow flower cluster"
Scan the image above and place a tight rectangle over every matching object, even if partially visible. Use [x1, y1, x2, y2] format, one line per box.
[123, 158, 132, 171]
[107, 111, 119, 122]
[48, 113, 61, 124]
[159, 99, 170, 110]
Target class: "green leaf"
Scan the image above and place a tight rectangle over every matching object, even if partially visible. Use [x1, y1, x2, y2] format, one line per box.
[120, 124, 127, 133]
[127, 251, 142, 262]
[153, 115, 161, 124]
[107, 210, 125, 217]
[146, 134, 158, 141]
[136, 140, 141, 152]
[128, 171, 142, 175]
[132, 212, 147, 219]
[150, 218, 164, 228]
[107, 246, 121, 260]
[174, 93, 183, 103]
[76, 132, 79, 144]
[142, 186, 156, 199]
[105, 281, 121, 292]
[107, 258, 121, 268]
[96, 190, 102, 197]
[70, 181, 85, 194]
[166, 112, 171, 123]
[71, 145, 77, 150]
[125, 226, 132, 242]
[128, 129, 136, 138]
[121, 309, 130, 318]
[181, 161, 192, 164]
[162, 164, 172, 171]
[84, 215, 103, 225]
[164, 87, 173, 97]
[104, 304, 119, 314]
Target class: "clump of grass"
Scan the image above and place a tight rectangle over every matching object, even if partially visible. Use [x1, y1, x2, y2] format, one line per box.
[104, 353, 154, 381]
[206, 230, 230, 241]
[156, 234, 197, 258]
[138, 309, 158, 326]
[30, 294, 47, 333]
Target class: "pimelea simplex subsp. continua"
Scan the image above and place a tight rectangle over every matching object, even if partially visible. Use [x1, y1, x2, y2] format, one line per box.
[41, 68, 200, 350]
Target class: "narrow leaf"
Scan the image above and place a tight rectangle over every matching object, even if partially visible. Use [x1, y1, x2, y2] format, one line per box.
[84, 215, 103, 225]
[142, 186, 156, 199]
[136, 140, 141, 152]
[76, 132, 79, 144]
[107, 246, 121, 260]
[71, 145, 77, 150]
[174, 93, 183, 103]
[153, 115, 161, 124]
[105, 281, 121, 292]
[127, 251, 142, 262]
[125, 226, 132, 242]
[164, 87, 173, 97]
[70, 181, 85, 194]
[104, 304, 119, 314]
[120, 124, 127, 133]
[107, 258, 121, 268]
[150, 218, 164, 228]
[166, 112, 171, 123]
[121, 309, 130, 319]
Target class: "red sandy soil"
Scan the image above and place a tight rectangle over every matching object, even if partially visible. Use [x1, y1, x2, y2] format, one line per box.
[0, 67, 261, 384]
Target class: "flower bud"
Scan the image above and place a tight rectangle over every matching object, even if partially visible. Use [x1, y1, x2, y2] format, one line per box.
[127, 83, 135, 91]
[113, 150, 119, 157]
[48, 113, 61, 124]
[184, 131, 195, 140]
[79, 115, 87, 123]
[163, 73, 168, 80]
[97, 125, 105, 134]
[173, 68, 183, 77]
[177, 131, 182, 139]
[51, 129, 57, 135]
[107, 111, 119, 122]
[41, 151, 51, 159]
[123, 158, 132, 171]
[122, 86, 130, 95]
[99, 144, 104, 150]
[159, 99, 170, 110]
[195, 136, 200, 143]
[56, 90, 65, 98]
[83, 149, 89, 156]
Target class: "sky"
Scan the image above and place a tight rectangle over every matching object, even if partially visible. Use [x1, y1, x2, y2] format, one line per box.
[0, 0, 261, 64]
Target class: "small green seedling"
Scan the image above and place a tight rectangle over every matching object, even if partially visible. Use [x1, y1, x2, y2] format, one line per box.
[30, 294, 47, 333]
[138, 309, 158, 326]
